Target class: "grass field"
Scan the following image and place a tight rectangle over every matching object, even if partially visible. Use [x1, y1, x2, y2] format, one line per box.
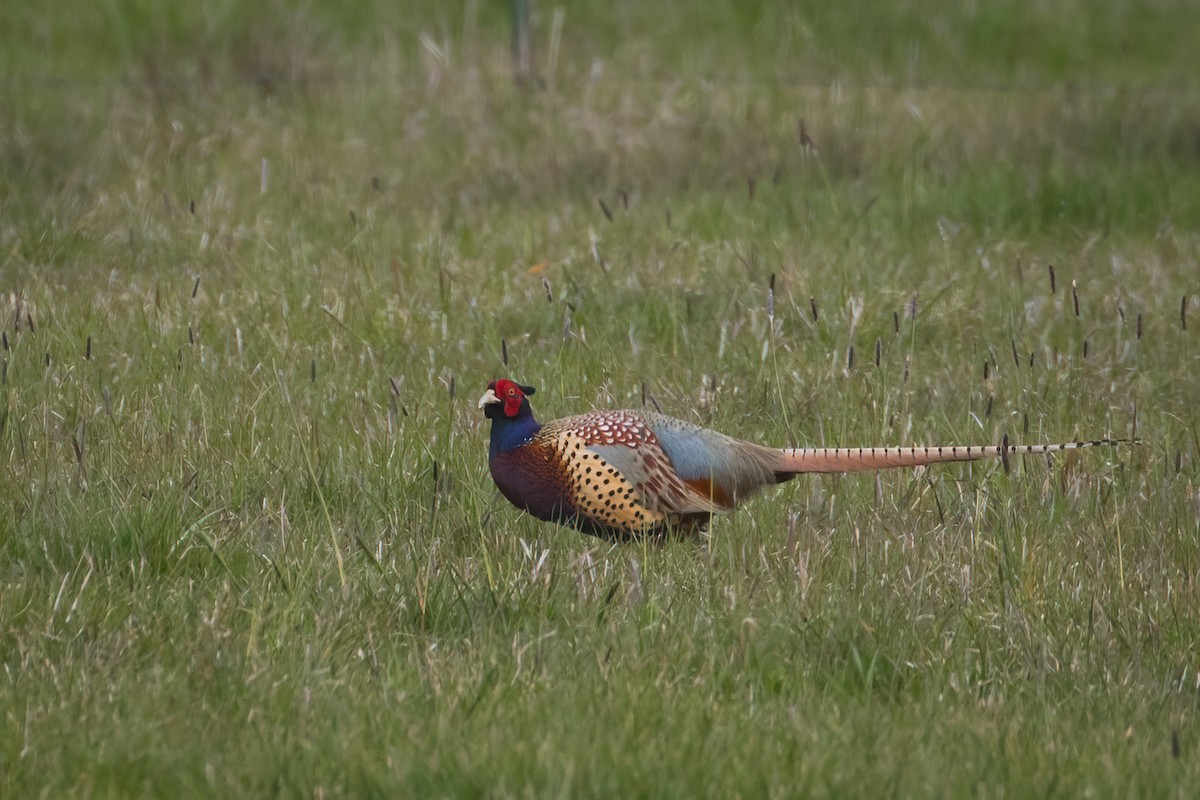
[3, 1, 1199, 796]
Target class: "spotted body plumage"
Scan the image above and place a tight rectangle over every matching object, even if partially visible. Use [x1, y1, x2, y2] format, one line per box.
[487, 409, 731, 538]
[479, 379, 1129, 541]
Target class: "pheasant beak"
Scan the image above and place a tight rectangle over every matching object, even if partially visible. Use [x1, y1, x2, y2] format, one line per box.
[477, 388, 500, 409]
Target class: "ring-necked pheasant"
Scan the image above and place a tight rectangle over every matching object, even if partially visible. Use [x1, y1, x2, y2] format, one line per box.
[479, 378, 1126, 540]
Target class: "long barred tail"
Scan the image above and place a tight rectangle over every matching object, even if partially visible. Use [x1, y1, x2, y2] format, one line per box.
[776, 437, 1130, 474]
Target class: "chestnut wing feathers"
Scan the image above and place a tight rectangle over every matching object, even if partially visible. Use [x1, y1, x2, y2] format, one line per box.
[542, 410, 784, 520]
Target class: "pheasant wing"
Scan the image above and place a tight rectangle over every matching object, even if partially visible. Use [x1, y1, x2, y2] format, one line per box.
[544, 410, 728, 517]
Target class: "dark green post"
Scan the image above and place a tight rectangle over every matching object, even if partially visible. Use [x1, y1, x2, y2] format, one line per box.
[510, 0, 534, 84]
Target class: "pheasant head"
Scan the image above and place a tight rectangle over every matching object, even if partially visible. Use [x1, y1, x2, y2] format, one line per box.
[478, 378, 537, 420]
[479, 379, 541, 456]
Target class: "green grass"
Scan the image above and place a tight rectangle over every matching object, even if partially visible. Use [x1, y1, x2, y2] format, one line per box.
[2, 1, 1199, 796]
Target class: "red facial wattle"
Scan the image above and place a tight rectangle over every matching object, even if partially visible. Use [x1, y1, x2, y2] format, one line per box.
[504, 394, 522, 417]
[494, 379, 524, 417]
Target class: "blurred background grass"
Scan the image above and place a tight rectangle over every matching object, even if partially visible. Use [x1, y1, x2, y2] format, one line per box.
[2, 0, 1199, 796]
